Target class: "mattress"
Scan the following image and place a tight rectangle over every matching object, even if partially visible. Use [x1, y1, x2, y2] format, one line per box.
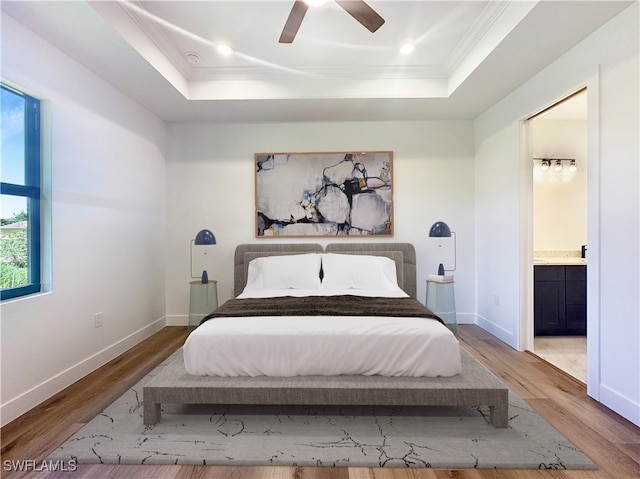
[183, 289, 461, 378]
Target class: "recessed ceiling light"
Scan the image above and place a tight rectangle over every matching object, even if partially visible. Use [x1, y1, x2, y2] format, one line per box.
[217, 44, 233, 56]
[186, 52, 200, 64]
[400, 43, 415, 55]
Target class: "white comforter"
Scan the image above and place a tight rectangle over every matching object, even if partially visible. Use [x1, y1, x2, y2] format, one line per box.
[183, 289, 461, 377]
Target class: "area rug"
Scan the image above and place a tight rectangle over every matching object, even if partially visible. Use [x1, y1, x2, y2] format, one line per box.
[47, 351, 596, 470]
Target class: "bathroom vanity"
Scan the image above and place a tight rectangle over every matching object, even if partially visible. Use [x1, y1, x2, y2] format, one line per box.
[534, 260, 586, 336]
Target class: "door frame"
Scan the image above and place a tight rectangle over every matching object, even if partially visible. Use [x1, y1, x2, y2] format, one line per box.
[519, 77, 601, 398]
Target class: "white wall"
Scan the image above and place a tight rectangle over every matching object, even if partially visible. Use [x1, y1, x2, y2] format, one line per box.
[165, 121, 475, 323]
[0, 15, 167, 425]
[474, 4, 639, 425]
[533, 120, 587, 252]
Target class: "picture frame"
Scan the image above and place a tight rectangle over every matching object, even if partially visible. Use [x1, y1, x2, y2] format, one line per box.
[255, 151, 393, 237]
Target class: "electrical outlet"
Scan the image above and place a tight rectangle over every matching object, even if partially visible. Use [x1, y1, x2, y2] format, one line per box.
[94, 312, 103, 328]
[494, 294, 500, 306]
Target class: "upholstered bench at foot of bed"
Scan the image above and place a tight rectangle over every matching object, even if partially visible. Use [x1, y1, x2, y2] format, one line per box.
[143, 348, 509, 428]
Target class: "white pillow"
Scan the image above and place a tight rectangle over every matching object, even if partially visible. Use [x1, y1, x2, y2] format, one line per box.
[321, 253, 400, 291]
[243, 254, 322, 292]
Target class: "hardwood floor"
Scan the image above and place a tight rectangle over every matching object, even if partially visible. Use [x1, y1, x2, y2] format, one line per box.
[1, 325, 638, 479]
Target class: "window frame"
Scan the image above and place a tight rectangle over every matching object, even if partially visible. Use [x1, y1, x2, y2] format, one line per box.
[1, 84, 42, 300]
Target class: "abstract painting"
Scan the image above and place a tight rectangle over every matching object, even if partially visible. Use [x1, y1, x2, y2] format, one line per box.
[255, 152, 393, 237]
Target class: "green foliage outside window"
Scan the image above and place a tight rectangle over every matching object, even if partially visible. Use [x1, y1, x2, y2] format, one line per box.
[1, 210, 27, 226]
[0, 210, 28, 288]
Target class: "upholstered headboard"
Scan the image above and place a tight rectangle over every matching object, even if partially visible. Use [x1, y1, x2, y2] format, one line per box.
[233, 242, 417, 298]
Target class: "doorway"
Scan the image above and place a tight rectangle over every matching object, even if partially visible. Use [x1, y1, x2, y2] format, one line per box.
[526, 89, 588, 384]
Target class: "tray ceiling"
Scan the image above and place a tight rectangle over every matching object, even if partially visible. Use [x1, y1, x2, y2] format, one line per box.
[1, 1, 632, 121]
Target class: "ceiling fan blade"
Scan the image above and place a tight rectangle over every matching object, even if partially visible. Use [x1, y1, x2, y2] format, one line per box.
[335, 0, 385, 33]
[279, 0, 309, 43]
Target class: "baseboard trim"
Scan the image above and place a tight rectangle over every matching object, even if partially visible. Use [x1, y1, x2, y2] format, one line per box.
[476, 315, 516, 349]
[600, 384, 640, 427]
[0, 317, 166, 427]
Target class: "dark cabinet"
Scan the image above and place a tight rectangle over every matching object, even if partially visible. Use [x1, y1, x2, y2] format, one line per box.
[534, 265, 586, 335]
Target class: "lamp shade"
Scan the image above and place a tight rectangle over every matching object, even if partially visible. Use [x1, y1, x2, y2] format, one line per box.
[429, 221, 451, 238]
[194, 229, 216, 245]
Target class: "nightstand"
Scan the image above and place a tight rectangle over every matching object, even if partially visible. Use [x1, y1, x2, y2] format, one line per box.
[426, 279, 457, 334]
[189, 280, 218, 329]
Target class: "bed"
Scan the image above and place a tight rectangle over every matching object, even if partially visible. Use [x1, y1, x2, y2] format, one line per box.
[144, 243, 508, 427]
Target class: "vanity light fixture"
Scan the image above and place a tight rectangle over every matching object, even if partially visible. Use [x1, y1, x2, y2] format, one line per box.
[554, 159, 563, 172]
[534, 158, 577, 173]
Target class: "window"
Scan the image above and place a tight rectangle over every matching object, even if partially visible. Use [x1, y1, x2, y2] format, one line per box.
[1, 84, 41, 300]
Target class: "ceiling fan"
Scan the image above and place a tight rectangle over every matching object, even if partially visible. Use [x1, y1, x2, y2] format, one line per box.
[279, 0, 385, 43]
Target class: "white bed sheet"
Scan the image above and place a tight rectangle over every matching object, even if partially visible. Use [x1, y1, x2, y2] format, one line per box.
[183, 289, 461, 378]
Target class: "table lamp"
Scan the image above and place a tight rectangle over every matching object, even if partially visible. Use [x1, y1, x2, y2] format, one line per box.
[429, 221, 456, 275]
[191, 229, 216, 283]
